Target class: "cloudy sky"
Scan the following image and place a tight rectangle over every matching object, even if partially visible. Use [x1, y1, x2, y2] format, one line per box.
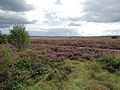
[0, 0, 120, 36]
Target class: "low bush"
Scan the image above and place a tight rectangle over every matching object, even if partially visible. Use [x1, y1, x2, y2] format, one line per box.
[0, 45, 12, 57]
[0, 34, 10, 44]
[99, 54, 120, 73]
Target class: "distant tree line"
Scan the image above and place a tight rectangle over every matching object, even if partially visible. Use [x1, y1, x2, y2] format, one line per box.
[111, 36, 118, 39]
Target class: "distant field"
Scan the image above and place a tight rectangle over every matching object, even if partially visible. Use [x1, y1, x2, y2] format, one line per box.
[31, 36, 120, 41]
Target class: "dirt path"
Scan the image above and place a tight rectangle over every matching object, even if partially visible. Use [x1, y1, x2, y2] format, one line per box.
[78, 46, 120, 52]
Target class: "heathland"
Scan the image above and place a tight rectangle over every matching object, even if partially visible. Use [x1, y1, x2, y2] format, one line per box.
[0, 26, 120, 90]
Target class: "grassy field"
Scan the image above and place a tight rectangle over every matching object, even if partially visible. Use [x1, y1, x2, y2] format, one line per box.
[30, 59, 120, 90]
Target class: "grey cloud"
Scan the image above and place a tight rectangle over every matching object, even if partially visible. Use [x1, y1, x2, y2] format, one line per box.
[0, 0, 35, 28]
[83, 0, 120, 22]
[0, 0, 34, 12]
[0, 11, 33, 28]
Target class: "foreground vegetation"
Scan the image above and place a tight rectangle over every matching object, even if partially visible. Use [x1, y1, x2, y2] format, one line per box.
[0, 45, 71, 90]
[0, 25, 120, 90]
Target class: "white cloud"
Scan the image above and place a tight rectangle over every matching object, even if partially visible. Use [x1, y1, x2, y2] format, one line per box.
[73, 22, 120, 36]
[25, 0, 85, 24]
[20, 0, 120, 36]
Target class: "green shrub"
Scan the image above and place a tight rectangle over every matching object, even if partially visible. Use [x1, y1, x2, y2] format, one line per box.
[0, 34, 10, 44]
[10, 25, 30, 51]
[0, 45, 69, 90]
[99, 54, 120, 73]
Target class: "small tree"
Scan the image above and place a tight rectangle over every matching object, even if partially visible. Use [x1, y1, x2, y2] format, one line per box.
[10, 25, 30, 51]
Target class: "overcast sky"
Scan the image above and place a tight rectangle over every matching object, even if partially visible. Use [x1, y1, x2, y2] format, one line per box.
[0, 0, 120, 36]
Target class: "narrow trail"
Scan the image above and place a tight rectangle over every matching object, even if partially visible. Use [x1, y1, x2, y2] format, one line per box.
[78, 46, 120, 52]
[61, 59, 120, 90]
[30, 57, 120, 90]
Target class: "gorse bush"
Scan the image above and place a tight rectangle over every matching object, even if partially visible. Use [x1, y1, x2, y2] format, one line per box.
[99, 54, 120, 73]
[10, 25, 30, 51]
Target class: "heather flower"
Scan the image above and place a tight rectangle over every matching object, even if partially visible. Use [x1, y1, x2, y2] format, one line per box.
[34, 61, 42, 66]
